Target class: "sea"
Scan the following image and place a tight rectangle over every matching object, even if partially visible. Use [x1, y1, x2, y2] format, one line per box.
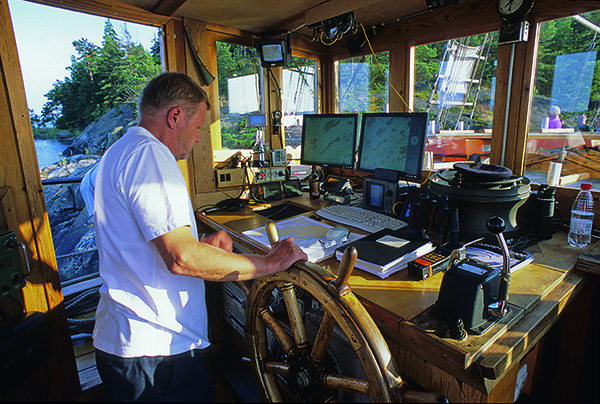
[34, 138, 68, 169]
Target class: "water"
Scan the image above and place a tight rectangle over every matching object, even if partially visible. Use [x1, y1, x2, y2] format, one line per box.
[34, 138, 68, 169]
[568, 210, 594, 247]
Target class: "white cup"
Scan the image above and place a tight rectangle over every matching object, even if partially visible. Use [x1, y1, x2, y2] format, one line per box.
[547, 162, 562, 186]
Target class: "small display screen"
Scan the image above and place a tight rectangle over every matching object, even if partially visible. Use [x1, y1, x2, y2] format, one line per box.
[247, 113, 267, 127]
[366, 182, 384, 209]
[262, 44, 283, 62]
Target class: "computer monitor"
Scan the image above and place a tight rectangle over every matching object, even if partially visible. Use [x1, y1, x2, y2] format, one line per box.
[300, 114, 358, 169]
[357, 112, 429, 179]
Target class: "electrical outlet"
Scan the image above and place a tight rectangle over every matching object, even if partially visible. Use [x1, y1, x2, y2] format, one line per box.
[216, 168, 245, 187]
[271, 167, 286, 181]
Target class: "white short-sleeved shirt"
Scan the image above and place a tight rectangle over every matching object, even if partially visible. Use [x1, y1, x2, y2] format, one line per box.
[92, 126, 209, 358]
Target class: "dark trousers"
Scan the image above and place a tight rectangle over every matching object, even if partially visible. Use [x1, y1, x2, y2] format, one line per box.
[95, 348, 215, 402]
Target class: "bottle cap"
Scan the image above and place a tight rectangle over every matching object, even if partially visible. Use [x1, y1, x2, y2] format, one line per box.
[581, 182, 592, 190]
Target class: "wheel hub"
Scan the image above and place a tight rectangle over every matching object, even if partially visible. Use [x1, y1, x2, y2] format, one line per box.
[286, 352, 325, 401]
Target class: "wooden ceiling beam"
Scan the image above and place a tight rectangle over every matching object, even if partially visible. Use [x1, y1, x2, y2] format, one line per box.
[151, 0, 187, 16]
[24, 0, 172, 26]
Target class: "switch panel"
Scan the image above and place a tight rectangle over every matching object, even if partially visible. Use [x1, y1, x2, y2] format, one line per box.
[216, 168, 245, 187]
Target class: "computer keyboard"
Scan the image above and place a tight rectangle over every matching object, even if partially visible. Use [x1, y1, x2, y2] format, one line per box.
[315, 205, 407, 233]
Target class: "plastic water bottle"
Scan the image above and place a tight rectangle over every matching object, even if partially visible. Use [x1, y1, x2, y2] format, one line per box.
[568, 182, 595, 248]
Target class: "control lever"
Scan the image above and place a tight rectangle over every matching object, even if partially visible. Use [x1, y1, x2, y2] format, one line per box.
[433, 217, 511, 335]
[486, 217, 511, 318]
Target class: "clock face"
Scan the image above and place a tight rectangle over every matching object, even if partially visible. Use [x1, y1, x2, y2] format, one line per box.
[498, 0, 524, 15]
[497, 0, 534, 21]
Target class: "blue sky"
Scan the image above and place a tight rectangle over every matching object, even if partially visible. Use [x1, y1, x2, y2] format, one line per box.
[8, 0, 159, 115]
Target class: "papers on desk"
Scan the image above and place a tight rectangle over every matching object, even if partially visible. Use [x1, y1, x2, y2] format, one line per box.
[335, 228, 434, 278]
[242, 215, 364, 263]
[464, 244, 533, 273]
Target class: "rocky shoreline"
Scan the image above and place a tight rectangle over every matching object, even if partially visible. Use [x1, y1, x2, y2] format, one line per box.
[42, 104, 137, 284]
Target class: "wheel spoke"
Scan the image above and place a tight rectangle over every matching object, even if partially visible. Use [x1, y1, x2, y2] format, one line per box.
[280, 282, 309, 349]
[310, 310, 336, 364]
[259, 307, 296, 355]
[323, 373, 370, 396]
[263, 361, 291, 377]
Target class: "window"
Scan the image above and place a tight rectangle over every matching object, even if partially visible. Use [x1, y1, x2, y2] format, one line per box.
[524, 11, 600, 190]
[216, 41, 262, 150]
[282, 56, 318, 155]
[414, 33, 499, 165]
[336, 52, 389, 113]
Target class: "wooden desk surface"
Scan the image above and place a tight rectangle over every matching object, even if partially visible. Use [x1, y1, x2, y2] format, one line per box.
[195, 196, 591, 399]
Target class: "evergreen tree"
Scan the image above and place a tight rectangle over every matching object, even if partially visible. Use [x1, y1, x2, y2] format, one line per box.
[41, 20, 161, 131]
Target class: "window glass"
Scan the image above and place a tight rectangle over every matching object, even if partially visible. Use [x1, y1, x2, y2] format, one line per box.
[282, 56, 318, 159]
[414, 33, 498, 166]
[524, 11, 600, 190]
[336, 52, 389, 113]
[216, 41, 262, 149]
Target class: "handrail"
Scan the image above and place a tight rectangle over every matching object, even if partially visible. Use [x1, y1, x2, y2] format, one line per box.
[41, 177, 84, 185]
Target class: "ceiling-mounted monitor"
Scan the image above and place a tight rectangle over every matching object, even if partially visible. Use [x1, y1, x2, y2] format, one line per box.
[256, 38, 291, 68]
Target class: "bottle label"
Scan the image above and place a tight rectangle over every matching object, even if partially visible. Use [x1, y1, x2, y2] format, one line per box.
[570, 217, 593, 235]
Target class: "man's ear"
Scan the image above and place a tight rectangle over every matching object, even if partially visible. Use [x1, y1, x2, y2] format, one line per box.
[167, 106, 183, 129]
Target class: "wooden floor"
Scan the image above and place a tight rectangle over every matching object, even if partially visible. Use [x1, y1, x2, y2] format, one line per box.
[73, 338, 102, 392]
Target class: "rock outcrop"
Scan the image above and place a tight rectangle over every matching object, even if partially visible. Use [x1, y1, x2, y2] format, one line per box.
[42, 105, 137, 284]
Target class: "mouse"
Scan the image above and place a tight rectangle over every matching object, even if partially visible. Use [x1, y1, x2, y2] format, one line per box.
[326, 227, 349, 242]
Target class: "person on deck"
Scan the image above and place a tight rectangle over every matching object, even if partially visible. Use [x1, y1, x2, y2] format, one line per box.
[548, 105, 563, 129]
[92, 72, 307, 402]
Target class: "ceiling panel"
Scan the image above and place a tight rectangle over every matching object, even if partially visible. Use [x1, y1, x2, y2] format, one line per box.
[117, 0, 430, 33]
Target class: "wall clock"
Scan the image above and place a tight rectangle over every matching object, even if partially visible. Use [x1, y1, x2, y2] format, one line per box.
[497, 0, 535, 22]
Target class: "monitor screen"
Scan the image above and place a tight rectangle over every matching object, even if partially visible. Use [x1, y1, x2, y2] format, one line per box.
[256, 39, 290, 67]
[357, 112, 429, 179]
[247, 113, 267, 127]
[262, 44, 283, 62]
[300, 114, 358, 169]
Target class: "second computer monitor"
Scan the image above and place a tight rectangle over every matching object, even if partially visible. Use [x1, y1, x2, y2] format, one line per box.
[357, 112, 429, 179]
[300, 114, 358, 169]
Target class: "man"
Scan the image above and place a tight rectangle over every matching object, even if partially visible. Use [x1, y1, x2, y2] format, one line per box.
[92, 72, 307, 401]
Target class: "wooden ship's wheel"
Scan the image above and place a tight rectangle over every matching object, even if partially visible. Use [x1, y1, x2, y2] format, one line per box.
[245, 221, 446, 402]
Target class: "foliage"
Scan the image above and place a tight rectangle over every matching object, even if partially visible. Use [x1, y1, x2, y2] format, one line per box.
[216, 41, 261, 149]
[41, 20, 161, 131]
[338, 52, 390, 113]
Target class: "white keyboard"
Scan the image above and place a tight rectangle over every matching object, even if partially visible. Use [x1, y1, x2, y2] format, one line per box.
[316, 205, 407, 233]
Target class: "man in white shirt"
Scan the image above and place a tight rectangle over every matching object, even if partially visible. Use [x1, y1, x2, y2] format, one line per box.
[93, 72, 307, 401]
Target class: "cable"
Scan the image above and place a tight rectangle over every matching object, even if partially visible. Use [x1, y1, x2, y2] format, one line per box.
[359, 23, 411, 112]
[267, 67, 283, 111]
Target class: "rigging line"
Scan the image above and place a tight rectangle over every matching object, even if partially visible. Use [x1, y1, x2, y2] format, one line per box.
[457, 36, 488, 128]
[468, 33, 494, 128]
[359, 23, 411, 112]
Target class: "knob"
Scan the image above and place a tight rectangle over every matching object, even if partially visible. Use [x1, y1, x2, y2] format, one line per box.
[447, 316, 467, 340]
[486, 216, 505, 235]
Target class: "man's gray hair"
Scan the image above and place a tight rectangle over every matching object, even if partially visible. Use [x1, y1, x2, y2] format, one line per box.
[138, 72, 211, 117]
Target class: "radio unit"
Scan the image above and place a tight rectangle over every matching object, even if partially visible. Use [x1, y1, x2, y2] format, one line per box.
[362, 177, 399, 216]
